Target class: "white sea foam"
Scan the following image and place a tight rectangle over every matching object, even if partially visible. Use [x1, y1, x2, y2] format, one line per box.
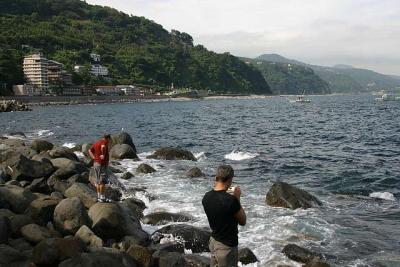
[26, 129, 54, 139]
[369, 192, 396, 201]
[194, 151, 207, 160]
[224, 150, 259, 161]
[62, 142, 76, 148]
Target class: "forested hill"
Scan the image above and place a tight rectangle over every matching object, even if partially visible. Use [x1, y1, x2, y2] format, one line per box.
[0, 0, 271, 95]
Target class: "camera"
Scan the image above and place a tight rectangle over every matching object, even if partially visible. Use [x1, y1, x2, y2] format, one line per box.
[227, 186, 236, 195]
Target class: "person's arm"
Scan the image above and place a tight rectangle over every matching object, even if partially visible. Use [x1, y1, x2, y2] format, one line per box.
[100, 144, 108, 165]
[88, 146, 95, 159]
[233, 186, 246, 226]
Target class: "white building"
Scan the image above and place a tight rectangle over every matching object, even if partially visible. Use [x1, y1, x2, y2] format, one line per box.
[90, 53, 101, 62]
[91, 64, 109, 76]
[13, 84, 39, 96]
[23, 53, 49, 94]
[116, 85, 143, 96]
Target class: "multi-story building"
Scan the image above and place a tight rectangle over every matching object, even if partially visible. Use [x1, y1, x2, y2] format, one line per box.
[91, 64, 109, 76]
[95, 85, 120, 95]
[12, 84, 37, 96]
[23, 53, 49, 95]
[47, 60, 63, 82]
[116, 85, 143, 96]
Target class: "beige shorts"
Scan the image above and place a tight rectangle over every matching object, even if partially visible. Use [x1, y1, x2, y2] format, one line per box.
[209, 237, 238, 267]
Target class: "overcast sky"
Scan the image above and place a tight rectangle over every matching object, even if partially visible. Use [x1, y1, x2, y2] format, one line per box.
[87, 0, 400, 75]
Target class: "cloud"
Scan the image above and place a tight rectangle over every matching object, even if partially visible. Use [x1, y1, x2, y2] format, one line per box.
[87, 0, 400, 75]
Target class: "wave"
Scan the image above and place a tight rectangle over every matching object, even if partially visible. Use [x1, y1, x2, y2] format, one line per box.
[224, 150, 259, 161]
[26, 129, 54, 139]
[194, 151, 207, 160]
[62, 142, 76, 149]
[369, 192, 396, 201]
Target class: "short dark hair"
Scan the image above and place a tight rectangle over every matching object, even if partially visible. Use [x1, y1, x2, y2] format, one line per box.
[103, 134, 111, 139]
[215, 165, 234, 182]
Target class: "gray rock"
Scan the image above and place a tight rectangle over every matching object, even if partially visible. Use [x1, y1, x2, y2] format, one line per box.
[20, 224, 52, 244]
[154, 224, 211, 253]
[154, 251, 185, 267]
[50, 157, 89, 179]
[81, 143, 92, 157]
[88, 202, 143, 240]
[136, 163, 156, 174]
[5, 180, 20, 186]
[68, 173, 88, 184]
[0, 244, 30, 267]
[58, 250, 138, 267]
[9, 214, 34, 235]
[31, 151, 52, 161]
[29, 177, 50, 194]
[49, 146, 79, 161]
[147, 147, 197, 161]
[0, 167, 10, 184]
[53, 197, 90, 235]
[33, 237, 86, 266]
[64, 183, 97, 208]
[47, 175, 71, 193]
[304, 259, 331, 267]
[282, 244, 324, 264]
[142, 212, 193, 225]
[110, 132, 137, 154]
[19, 180, 30, 187]
[266, 182, 322, 209]
[120, 232, 150, 247]
[0, 215, 10, 244]
[187, 167, 205, 178]
[9, 155, 55, 181]
[126, 244, 152, 267]
[120, 172, 134, 180]
[25, 196, 59, 226]
[110, 144, 138, 160]
[75, 225, 103, 248]
[0, 184, 36, 213]
[51, 191, 64, 200]
[184, 254, 211, 267]
[8, 238, 33, 253]
[31, 139, 54, 153]
[120, 197, 146, 219]
[149, 242, 185, 254]
[239, 247, 259, 264]
[105, 186, 122, 201]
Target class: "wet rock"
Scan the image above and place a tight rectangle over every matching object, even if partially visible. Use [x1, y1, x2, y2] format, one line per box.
[187, 167, 205, 178]
[31, 139, 54, 153]
[88, 202, 143, 240]
[64, 183, 97, 208]
[53, 197, 90, 235]
[75, 225, 103, 248]
[58, 250, 138, 267]
[49, 146, 79, 161]
[0, 215, 10, 244]
[9, 155, 55, 181]
[239, 247, 259, 264]
[154, 224, 211, 253]
[110, 132, 137, 154]
[121, 172, 134, 180]
[25, 196, 59, 225]
[20, 224, 52, 244]
[120, 197, 146, 219]
[33, 237, 85, 266]
[282, 244, 323, 264]
[266, 182, 322, 209]
[0, 184, 36, 213]
[142, 212, 193, 225]
[184, 254, 211, 267]
[105, 186, 122, 201]
[147, 147, 197, 161]
[126, 244, 152, 267]
[136, 163, 156, 174]
[0, 244, 30, 266]
[110, 144, 138, 160]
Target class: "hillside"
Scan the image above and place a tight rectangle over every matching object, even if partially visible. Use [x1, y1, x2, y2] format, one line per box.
[243, 58, 330, 95]
[257, 54, 400, 93]
[0, 0, 271, 95]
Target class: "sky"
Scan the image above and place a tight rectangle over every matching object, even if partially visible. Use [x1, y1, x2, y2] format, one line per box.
[87, 0, 400, 76]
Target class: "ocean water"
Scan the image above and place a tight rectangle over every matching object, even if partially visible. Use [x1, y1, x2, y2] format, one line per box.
[1, 95, 400, 266]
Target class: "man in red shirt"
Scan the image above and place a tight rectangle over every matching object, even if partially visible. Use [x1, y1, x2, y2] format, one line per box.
[89, 134, 111, 202]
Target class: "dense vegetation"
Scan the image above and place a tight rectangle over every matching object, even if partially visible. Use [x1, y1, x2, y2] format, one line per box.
[257, 54, 400, 93]
[243, 58, 330, 95]
[0, 0, 271, 95]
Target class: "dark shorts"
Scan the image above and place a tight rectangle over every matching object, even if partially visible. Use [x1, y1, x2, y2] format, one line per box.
[209, 237, 238, 267]
[93, 162, 109, 185]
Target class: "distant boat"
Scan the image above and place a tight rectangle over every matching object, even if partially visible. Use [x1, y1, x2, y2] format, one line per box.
[375, 93, 399, 101]
[294, 89, 311, 103]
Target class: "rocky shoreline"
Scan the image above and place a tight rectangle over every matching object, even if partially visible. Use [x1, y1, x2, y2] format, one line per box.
[0, 100, 31, 112]
[0, 131, 331, 267]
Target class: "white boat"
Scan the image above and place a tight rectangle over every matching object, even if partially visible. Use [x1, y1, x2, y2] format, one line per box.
[375, 93, 400, 101]
[293, 90, 311, 103]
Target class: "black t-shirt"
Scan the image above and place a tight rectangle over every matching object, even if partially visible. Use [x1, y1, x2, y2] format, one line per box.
[202, 189, 241, 247]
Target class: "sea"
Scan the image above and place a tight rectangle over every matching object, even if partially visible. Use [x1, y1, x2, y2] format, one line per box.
[1, 94, 399, 267]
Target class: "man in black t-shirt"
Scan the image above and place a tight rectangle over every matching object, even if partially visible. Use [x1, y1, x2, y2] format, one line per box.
[202, 165, 247, 267]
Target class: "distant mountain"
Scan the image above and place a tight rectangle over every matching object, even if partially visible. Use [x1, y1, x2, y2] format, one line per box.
[256, 54, 400, 93]
[243, 57, 330, 95]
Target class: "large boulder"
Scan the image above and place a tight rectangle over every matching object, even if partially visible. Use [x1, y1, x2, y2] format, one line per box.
[31, 139, 54, 153]
[183, 254, 210, 267]
[64, 183, 97, 208]
[142, 212, 193, 225]
[120, 197, 146, 219]
[120, 172, 134, 180]
[8, 214, 34, 235]
[266, 182, 322, 209]
[154, 224, 211, 253]
[187, 167, 205, 178]
[53, 197, 90, 235]
[0, 184, 36, 213]
[20, 224, 52, 244]
[58, 250, 138, 267]
[147, 147, 197, 161]
[136, 163, 156, 174]
[126, 244, 152, 267]
[29, 177, 51, 194]
[25, 196, 59, 225]
[110, 144, 138, 160]
[49, 146, 79, 161]
[81, 143, 92, 157]
[239, 247, 259, 264]
[88, 202, 143, 240]
[50, 158, 89, 179]
[9, 155, 55, 181]
[33, 237, 86, 266]
[47, 176, 70, 194]
[110, 132, 137, 154]
[282, 244, 324, 264]
[75, 225, 103, 248]
[0, 215, 10, 244]
[0, 244, 30, 267]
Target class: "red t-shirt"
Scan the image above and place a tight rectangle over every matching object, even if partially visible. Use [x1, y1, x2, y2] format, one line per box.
[90, 139, 109, 165]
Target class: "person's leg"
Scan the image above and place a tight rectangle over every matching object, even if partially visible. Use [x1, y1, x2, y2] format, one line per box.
[211, 238, 237, 267]
[94, 163, 102, 201]
[209, 237, 218, 267]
